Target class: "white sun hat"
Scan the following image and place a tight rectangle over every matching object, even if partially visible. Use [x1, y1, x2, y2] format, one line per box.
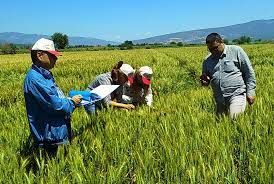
[120, 64, 135, 76]
[31, 38, 61, 56]
[139, 66, 153, 76]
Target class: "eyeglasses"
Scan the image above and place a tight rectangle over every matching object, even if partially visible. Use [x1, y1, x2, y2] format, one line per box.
[43, 51, 57, 60]
[208, 44, 221, 52]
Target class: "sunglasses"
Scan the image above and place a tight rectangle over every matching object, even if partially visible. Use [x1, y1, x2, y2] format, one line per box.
[208, 44, 221, 52]
[42, 51, 57, 60]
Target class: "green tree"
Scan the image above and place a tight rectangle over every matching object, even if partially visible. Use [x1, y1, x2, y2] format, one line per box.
[254, 39, 262, 43]
[223, 39, 229, 44]
[119, 40, 134, 50]
[51, 32, 69, 49]
[177, 42, 184, 46]
[1, 43, 17, 54]
[239, 36, 251, 44]
[232, 36, 251, 44]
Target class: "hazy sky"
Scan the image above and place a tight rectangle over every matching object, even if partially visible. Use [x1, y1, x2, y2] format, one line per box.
[1, 0, 273, 42]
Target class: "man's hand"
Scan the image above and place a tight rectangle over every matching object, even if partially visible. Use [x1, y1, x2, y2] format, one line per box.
[72, 95, 82, 106]
[247, 96, 255, 105]
[200, 74, 210, 86]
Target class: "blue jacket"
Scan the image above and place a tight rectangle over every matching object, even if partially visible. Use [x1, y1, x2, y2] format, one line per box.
[24, 64, 75, 146]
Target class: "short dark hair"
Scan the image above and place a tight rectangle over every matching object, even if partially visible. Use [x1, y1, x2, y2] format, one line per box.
[206, 33, 223, 44]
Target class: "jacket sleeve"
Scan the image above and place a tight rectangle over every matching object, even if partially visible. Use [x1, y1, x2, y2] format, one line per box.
[202, 61, 206, 74]
[238, 47, 256, 97]
[202, 59, 210, 76]
[96, 77, 113, 105]
[145, 85, 153, 106]
[29, 78, 75, 116]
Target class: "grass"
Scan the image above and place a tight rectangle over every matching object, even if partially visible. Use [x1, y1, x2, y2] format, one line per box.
[0, 44, 273, 183]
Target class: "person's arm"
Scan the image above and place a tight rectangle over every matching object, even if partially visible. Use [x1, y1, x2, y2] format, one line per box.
[200, 60, 210, 86]
[238, 47, 256, 104]
[97, 91, 134, 110]
[109, 101, 135, 109]
[90, 74, 135, 109]
[103, 92, 135, 110]
[145, 85, 153, 106]
[109, 85, 135, 109]
[29, 78, 78, 115]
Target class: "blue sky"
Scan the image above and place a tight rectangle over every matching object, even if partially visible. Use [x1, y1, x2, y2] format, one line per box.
[1, 0, 274, 42]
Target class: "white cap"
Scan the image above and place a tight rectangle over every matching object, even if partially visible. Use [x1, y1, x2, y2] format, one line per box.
[120, 64, 134, 76]
[139, 66, 153, 76]
[31, 38, 61, 56]
[139, 66, 153, 85]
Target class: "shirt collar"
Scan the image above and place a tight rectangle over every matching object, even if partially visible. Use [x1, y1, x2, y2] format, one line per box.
[32, 64, 53, 79]
[220, 44, 227, 59]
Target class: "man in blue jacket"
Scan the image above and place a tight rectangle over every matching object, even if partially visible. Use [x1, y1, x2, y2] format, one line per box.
[24, 38, 82, 154]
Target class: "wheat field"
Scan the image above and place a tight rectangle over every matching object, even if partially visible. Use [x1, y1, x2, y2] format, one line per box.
[0, 45, 273, 183]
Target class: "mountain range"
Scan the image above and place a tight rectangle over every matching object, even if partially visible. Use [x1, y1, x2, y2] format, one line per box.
[1, 19, 274, 46]
[133, 19, 274, 44]
[0, 32, 119, 46]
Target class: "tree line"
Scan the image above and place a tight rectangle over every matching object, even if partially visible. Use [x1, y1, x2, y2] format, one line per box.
[0, 32, 68, 55]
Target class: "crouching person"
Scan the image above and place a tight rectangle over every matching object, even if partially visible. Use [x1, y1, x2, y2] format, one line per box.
[85, 61, 135, 114]
[24, 38, 82, 156]
[122, 66, 153, 107]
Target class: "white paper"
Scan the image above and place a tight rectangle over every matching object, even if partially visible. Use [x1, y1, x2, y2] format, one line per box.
[70, 85, 120, 106]
[91, 85, 120, 100]
[80, 99, 92, 105]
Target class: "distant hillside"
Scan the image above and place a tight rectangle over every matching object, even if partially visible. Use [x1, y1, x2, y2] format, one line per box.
[1, 19, 274, 46]
[68, 36, 118, 46]
[0, 32, 119, 46]
[133, 19, 274, 44]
